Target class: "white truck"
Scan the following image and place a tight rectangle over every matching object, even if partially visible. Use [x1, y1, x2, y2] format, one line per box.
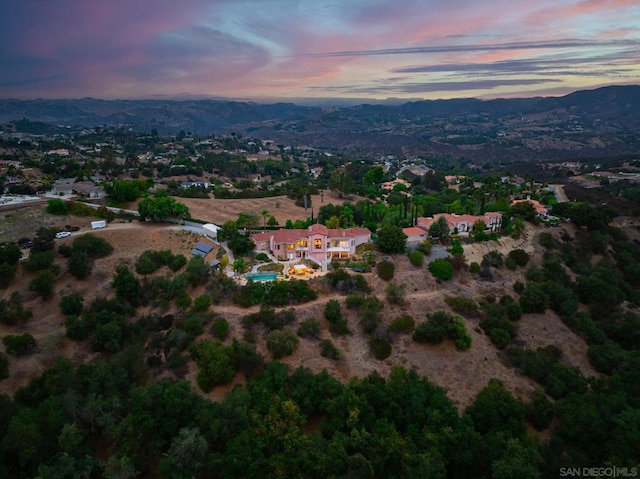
[91, 220, 107, 230]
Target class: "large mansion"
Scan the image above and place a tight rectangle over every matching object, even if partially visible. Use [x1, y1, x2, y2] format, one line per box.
[251, 224, 371, 267]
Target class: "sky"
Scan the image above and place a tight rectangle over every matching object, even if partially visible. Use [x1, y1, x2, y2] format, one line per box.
[1, 0, 639, 102]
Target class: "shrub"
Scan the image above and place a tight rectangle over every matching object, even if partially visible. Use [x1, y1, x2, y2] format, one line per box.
[445, 296, 479, 317]
[184, 315, 205, 337]
[24, 251, 56, 272]
[508, 249, 530, 267]
[64, 315, 89, 340]
[389, 315, 415, 334]
[538, 232, 556, 249]
[60, 292, 84, 316]
[0, 352, 8, 380]
[408, 251, 424, 267]
[320, 339, 342, 360]
[505, 256, 517, 270]
[324, 299, 343, 323]
[72, 234, 113, 258]
[519, 283, 550, 313]
[469, 262, 481, 274]
[266, 327, 299, 359]
[489, 328, 511, 349]
[193, 294, 212, 312]
[3, 334, 36, 356]
[413, 311, 470, 349]
[428, 258, 453, 280]
[325, 269, 370, 294]
[28, 269, 57, 300]
[211, 318, 230, 340]
[167, 353, 187, 369]
[513, 280, 525, 294]
[417, 239, 432, 255]
[482, 250, 503, 269]
[376, 260, 395, 281]
[369, 337, 392, 360]
[385, 282, 406, 305]
[298, 319, 321, 339]
[232, 339, 264, 379]
[526, 389, 554, 431]
[345, 293, 366, 310]
[190, 339, 235, 392]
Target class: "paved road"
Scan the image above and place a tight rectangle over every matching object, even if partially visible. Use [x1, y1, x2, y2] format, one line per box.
[548, 184, 569, 203]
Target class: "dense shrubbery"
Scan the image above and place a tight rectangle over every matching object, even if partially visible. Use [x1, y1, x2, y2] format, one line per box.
[2, 334, 36, 356]
[413, 311, 472, 350]
[325, 269, 370, 294]
[233, 279, 317, 307]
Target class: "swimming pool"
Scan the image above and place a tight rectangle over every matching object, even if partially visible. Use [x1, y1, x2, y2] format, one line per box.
[245, 272, 279, 282]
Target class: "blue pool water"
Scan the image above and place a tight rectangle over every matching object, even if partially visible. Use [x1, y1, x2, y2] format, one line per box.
[245, 272, 279, 282]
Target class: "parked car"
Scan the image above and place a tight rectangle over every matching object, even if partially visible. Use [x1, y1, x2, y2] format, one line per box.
[55, 231, 71, 239]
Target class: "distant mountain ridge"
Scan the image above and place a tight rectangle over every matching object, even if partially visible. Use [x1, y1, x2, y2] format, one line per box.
[2, 85, 639, 161]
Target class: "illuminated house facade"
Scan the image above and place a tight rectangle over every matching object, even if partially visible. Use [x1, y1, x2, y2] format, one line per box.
[251, 224, 371, 265]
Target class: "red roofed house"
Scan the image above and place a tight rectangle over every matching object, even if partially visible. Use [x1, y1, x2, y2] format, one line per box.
[510, 198, 548, 218]
[416, 212, 503, 236]
[251, 224, 371, 269]
[402, 226, 428, 247]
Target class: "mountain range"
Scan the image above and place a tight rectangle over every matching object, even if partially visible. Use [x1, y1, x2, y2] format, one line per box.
[2, 85, 639, 161]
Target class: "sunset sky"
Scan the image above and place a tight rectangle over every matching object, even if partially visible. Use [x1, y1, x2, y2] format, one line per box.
[1, 0, 639, 102]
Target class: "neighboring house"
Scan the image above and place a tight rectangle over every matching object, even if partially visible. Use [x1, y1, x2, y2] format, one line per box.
[72, 182, 106, 199]
[51, 179, 106, 198]
[416, 212, 503, 235]
[381, 178, 411, 191]
[510, 198, 548, 218]
[402, 226, 428, 248]
[251, 223, 371, 268]
[51, 178, 76, 196]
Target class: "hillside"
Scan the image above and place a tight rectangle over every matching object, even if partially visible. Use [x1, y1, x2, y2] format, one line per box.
[0, 214, 595, 408]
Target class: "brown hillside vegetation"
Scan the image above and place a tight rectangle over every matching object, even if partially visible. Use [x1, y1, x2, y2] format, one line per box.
[0, 218, 598, 409]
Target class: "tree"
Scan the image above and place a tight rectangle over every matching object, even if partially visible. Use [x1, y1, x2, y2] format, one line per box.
[190, 339, 235, 391]
[0, 292, 32, 325]
[24, 251, 56, 272]
[67, 250, 93, 279]
[28, 269, 57, 300]
[0, 243, 22, 265]
[329, 168, 354, 198]
[185, 256, 210, 286]
[138, 195, 189, 222]
[158, 427, 208, 479]
[31, 226, 56, 253]
[326, 216, 341, 229]
[112, 265, 141, 306]
[0, 262, 17, 288]
[46, 198, 69, 215]
[377, 223, 407, 254]
[511, 201, 537, 222]
[429, 216, 450, 239]
[260, 209, 269, 229]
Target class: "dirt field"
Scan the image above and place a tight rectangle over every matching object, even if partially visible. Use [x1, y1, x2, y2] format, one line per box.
[163, 191, 368, 226]
[0, 214, 597, 409]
